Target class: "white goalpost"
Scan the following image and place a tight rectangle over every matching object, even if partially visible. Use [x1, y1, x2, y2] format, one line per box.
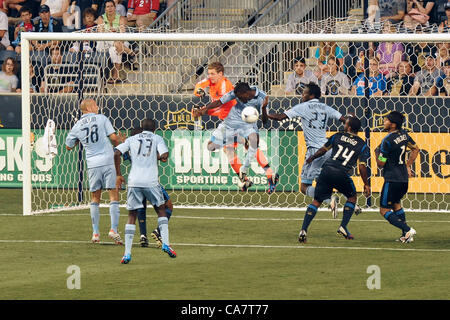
[21, 31, 450, 215]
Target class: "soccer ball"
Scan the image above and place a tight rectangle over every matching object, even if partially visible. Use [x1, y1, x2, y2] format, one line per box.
[241, 106, 259, 123]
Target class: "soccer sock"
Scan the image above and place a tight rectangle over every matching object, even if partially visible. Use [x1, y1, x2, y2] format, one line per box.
[137, 207, 147, 237]
[340, 202, 355, 229]
[124, 224, 136, 256]
[385, 211, 411, 234]
[109, 201, 120, 233]
[394, 208, 406, 236]
[301, 204, 318, 232]
[90, 202, 100, 235]
[256, 149, 273, 179]
[158, 217, 170, 245]
[228, 152, 242, 175]
[165, 208, 172, 221]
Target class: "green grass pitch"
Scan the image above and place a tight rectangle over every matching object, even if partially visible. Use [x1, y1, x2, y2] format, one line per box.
[1, 188, 449, 300]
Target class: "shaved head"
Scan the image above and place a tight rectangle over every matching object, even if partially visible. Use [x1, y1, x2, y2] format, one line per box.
[142, 119, 156, 132]
[80, 99, 98, 114]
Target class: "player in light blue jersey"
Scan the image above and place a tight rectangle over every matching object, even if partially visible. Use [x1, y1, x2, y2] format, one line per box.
[114, 119, 176, 264]
[122, 126, 174, 248]
[266, 82, 358, 217]
[65, 99, 123, 245]
[196, 82, 280, 194]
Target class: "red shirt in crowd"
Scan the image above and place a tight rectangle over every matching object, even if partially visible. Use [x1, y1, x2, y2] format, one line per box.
[128, 0, 160, 15]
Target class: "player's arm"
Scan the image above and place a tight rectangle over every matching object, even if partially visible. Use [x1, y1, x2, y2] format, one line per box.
[358, 145, 371, 196]
[375, 143, 387, 168]
[306, 145, 330, 164]
[108, 133, 120, 147]
[406, 138, 420, 177]
[65, 140, 79, 151]
[194, 79, 209, 97]
[114, 149, 126, 189]
[158, 151, 169, 162]
[266, 111, 288, 121]
[261, 96, 269, 124]
[194, 99, 223, 118]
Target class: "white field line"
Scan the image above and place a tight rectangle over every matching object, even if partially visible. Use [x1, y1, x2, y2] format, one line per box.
[0, 239, 448, 252]
[2, 213, 449, 223]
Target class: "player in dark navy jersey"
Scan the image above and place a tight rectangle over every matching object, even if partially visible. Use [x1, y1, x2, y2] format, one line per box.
[375, 111, 420, 243]
[297, 116, 371, 243]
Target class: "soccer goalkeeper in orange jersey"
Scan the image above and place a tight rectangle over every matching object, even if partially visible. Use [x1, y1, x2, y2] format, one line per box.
[193, 62, 278, 193]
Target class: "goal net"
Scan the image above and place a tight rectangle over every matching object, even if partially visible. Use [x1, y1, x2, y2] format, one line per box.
[21, 21, 450, 215]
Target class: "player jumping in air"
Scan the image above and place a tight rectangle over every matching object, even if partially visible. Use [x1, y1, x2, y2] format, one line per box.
[265, 82, 358, 217]
[65, 99, 123, 245]
[122, 126, 174, 248]
[297, 116, 371, 243]
[375, 111, 419, 243]
[193, 64, 277, 193]
[114, 119, 176, 264]
[194, 81, 279, 194]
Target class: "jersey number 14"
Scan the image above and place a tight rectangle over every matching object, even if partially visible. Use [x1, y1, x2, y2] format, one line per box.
[333, 144, 355, 166]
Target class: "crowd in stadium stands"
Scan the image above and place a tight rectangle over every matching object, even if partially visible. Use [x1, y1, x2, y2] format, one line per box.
[0, 0, 448, 96]
[286, 0, 450, 97]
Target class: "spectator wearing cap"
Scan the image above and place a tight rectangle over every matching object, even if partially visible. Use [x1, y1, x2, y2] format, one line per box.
[41, 0, 70, 19]
[385, 60, 416, 96]
[438, 58, 450, 96]
[410, 53, 445, 96]
[285, 56, 318, 95]
[320, 57, 351, 95]
[31, 4, 63, 52]
[438, 1, 450, 32]
[351, 57, 387, 96]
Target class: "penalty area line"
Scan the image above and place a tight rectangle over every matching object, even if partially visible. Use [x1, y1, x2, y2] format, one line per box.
[0, 239, 448, 252]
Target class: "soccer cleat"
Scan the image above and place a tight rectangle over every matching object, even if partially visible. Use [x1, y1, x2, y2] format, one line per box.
[401, 228, 416, 243]
[337, 226, 354, 240]
[108, 229, 123, 245]
[238, 169, 253, 192]
[120, 253, 131, 264]
[354, 204, 362, 215]
[140, 235, 149, 247]
[162, 243, 177, 258]
[298, 230, 307, 243]
[330, 194, 339, 219]
[91, 233, 100, 243]
[150, 229, 162, 248]
[267, 173, 280, 194]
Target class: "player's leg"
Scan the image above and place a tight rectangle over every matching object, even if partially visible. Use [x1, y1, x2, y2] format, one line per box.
[121, 187, 145, 263]
[223, 144, 242, 176]
[298, 168, 331, 243]
[88, 167, 103, 242]
[335, 172, 357, 240]
[254, 147, 279, 192]
[144, 186, 176, 258]
[301, 149, 335, 214]
[105, 165, 122, 244]
[207, 123, 227, 152]
[121, 210, 137, 264]
[137, 199, 148, 247]
[151, 186, 172, 248]
[90, 189, 102, 243]
[379, 182, 415, 242]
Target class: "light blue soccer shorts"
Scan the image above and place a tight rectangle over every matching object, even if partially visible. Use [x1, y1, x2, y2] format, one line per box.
[210, 122, 258, 147]
[127, 185, 165, 211]
[301, 147, 332, 185]
[87, 164, 116, 192]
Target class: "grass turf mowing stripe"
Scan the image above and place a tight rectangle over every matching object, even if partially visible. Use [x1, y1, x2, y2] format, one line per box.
[0, 239, 449, 252]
